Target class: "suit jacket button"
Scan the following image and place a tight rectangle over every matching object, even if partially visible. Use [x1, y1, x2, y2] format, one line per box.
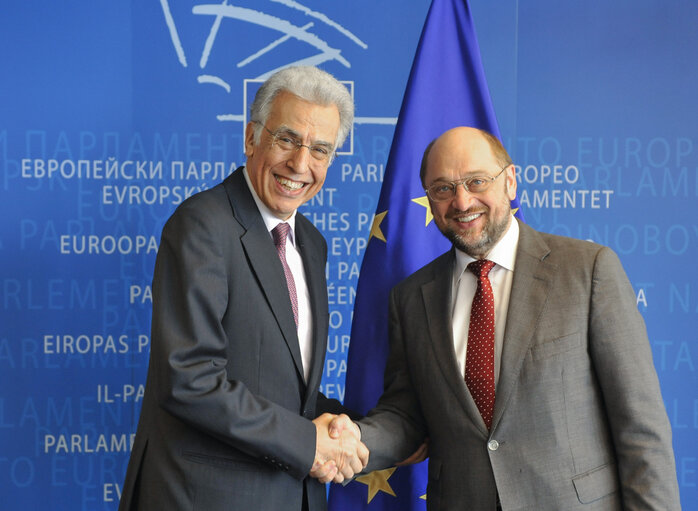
[487, 440, 499, 451]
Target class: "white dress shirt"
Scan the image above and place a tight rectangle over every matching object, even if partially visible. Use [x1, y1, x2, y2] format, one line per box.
[451, 218, 519, 387]
[243, 168, 313, 382]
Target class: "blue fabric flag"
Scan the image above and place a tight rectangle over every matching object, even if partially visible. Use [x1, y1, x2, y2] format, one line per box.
[328, 0, 523, 509]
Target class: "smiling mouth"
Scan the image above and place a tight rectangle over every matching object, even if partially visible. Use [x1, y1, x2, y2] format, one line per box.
[275, 175, 305, 191]
[454, 212, 483, 223]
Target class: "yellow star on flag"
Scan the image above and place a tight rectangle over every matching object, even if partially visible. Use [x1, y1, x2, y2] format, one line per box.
[411, 196, 433, 226]
[369, 210, 388, 243]
[355, 467, 397, 503]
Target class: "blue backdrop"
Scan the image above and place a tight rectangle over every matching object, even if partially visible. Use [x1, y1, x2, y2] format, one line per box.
[1, 1, 696, 509]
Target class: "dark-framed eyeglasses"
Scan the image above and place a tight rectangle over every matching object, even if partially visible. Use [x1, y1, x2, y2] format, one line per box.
[258, 122, 335, 165]
[424, 164, 510, 202]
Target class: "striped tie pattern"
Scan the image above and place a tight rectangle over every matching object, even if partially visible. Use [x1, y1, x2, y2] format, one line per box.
[272, 223, 298, 327]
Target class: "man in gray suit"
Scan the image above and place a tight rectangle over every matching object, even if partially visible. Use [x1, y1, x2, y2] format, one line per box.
[330, 127, 680, 509]
[118, 66, 367, 511]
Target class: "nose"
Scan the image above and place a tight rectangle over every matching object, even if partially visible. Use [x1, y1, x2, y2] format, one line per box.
[287, 146, 311, 174]
[452, 182, 477, 210]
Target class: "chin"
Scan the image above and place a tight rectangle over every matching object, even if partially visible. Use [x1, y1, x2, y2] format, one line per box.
[445, 228, 491, 257]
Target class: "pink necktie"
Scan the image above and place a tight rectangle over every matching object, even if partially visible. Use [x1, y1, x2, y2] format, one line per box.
[466, 259, 496, 430]
[272, 223, 298, 327]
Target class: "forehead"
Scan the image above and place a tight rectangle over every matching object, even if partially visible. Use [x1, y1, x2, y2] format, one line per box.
[426, 131, 497, 181]
[267, 91, 340, 141]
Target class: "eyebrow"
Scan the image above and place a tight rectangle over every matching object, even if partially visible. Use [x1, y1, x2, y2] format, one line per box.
[430, 171, 492, 182]
[275, 125, 334, 149]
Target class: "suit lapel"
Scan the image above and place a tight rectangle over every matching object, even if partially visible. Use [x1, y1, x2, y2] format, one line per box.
[223, 169, 306, 383]
[492, 221, 554, 430]
[421, 251, 487, 431]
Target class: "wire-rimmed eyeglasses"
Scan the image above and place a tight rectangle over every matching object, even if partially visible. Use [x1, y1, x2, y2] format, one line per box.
[424, 164, 510, 202]
[258, 122, 335, 165]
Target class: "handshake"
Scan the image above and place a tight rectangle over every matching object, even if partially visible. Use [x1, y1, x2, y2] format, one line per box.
[310, 413, 367, 484]
[310, 413, 429, 484]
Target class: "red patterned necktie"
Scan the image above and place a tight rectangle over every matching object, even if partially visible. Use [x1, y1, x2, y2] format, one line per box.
[466, 259, 496, 430]
[272, 223, 298, 327]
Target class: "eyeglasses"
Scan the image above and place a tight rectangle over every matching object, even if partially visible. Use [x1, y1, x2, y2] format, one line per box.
[424, 164, 510, 202]
[258, 123, 335, 165]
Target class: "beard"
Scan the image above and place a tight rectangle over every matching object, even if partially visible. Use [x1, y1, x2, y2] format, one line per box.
[440, 205, 511, 258]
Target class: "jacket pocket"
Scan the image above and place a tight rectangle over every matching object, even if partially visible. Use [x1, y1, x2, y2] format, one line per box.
[531, 332, 583, 361]
[182, 450, 263, 471]
[572, 462, 619, 504]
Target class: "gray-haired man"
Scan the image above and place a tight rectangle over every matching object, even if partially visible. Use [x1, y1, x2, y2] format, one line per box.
[119, 66, 366, 511]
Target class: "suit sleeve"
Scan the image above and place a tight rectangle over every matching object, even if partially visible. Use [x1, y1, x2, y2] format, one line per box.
[316, 393, 362, 421]
[149, 199, 316, 480]
[588, 247, 680, 509]
[358, 286, 428, 471]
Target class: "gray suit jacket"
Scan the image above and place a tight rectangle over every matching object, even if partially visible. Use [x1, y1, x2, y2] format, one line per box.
[360, 220, 679, 510]
[119, 168, 344, 511]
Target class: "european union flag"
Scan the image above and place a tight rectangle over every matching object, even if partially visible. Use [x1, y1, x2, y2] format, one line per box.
[328, 0, 523, 509]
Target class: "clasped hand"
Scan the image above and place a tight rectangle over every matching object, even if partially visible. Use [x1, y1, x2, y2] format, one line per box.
[311, 413, 368, 484]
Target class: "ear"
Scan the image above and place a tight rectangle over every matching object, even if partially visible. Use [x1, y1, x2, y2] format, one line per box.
[244, 122, 256, 158]
[505, 164, 517, 200]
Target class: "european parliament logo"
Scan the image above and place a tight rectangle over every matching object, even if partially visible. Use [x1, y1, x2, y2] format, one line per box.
[158, 0, 366, 152]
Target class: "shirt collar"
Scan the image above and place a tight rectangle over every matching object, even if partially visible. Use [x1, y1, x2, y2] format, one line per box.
[454, 216, 520, 281]
[243, 166, 297, 245]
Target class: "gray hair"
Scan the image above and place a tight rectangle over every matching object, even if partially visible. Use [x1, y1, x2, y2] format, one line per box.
[249, 66, 354, 149]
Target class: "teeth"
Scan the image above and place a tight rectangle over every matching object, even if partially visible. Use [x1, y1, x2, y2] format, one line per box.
[276, 175, 304, 190]
[457, 213, 481, 223]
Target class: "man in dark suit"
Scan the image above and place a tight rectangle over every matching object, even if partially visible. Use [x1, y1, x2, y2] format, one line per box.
[118, 66, 367, 511]
[330, 127, 680, 510]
